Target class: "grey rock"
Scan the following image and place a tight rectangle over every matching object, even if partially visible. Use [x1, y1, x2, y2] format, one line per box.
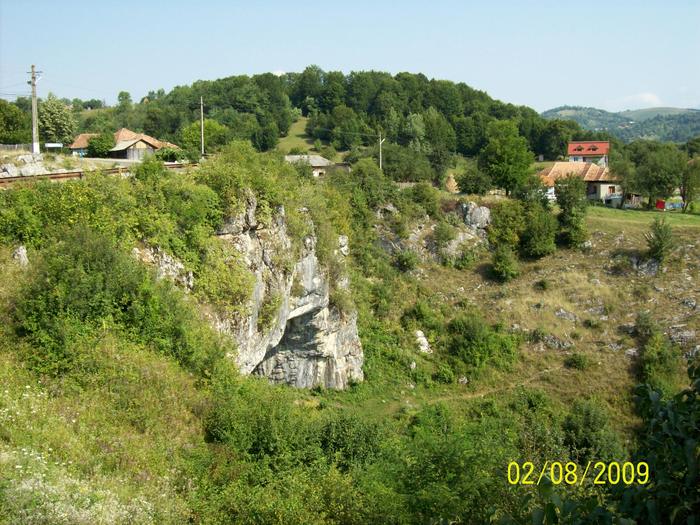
[337, 235, 349, 257]
[555, 308, 578, 322]
[132, 246, 194, 291]
[589, 278, 601, 286]
[458, 376, 469, 385]
[19, 164, 47, 177]
[461, 202, 491, 229]
[684, 345, 700, 360]
[409, 361, 417, 370]
[17, 153, 43, 164]
[581, 240, 593, 249]
[608, 342, 623, 351]
[213, 200, 363, 390]
[543, 334, 572, 350]
[625, 348, 638, 358]
[0, 163, 19, 177]
[681, 298, 697, 309]
[12, 245, 28, 267]
[631, 256, 659, 276]
[668, 326, 696, 346]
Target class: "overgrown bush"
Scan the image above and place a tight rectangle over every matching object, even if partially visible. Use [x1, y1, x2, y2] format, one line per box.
[14, 225, 226, 377]
[645, 216, 674, 262]
[491, 244, 519, 282]
[564, 353, 590, 370]
[86, 132, 115, 158]
[447, 313, 518, 370]
[562, 399, 625, 463]
[488, 201, 525, 248]
[393, 249, 419, 272]
[639, 331, 682, 393]
[519, 202, 556, 258]
[456, 163, 492, 195]
[555, 173, 588, 247]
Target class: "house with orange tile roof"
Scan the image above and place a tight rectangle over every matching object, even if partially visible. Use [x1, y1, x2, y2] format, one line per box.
[538, 161, 627, 204]
[68, 128, 178, 159]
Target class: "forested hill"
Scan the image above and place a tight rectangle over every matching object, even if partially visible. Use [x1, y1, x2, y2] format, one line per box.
[542, 105, 700, 142]
[4, 66, 608, 163]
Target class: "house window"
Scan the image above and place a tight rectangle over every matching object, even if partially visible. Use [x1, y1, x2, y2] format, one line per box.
[608, 186, 616, 195]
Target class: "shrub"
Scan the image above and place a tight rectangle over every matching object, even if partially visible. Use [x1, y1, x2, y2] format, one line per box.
[488, 201, 525, 248]
[86, 132, 115, 158]
[491, 244, 519, 282]
[534, 279, 549, 291]
[555, 174, 588, 247]
[639, 332, 682, 393]
[407, 182, 441, 218]
[645, 216, 674, 262]
[433, 221, 455, 250]
[447, 313, 518, 370]
[519, 202, 556, 258]
[562, 399, 624, 463]
[564, 353, 590, 370]
[14, 225, 226, 377]
[456, 164, 492, 195]
[433, 364, 456, 384]
[393, 249, 419, 272]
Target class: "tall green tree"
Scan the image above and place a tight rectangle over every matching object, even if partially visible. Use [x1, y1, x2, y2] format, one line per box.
[680, 158, 700, 212]
[180, 119, 230, 154]
[635, 143, 687, 207]
[478, 120, 532, 195]
[38, 93, 76, 144]
[0, 99, 31, 143]
[554, 174, 588, 246]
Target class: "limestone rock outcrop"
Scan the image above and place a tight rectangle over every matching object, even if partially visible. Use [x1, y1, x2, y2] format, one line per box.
[213, 194, 363, 389]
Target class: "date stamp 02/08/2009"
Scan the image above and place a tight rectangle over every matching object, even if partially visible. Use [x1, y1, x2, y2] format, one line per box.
[507, 461, 650, 486]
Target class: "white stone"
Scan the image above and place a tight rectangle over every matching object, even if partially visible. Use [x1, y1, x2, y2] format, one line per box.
[415, 330, 432, 353]
[12, 245, 28, 267]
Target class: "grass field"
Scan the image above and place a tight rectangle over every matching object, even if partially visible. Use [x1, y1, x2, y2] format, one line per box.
[277, 117, 314, 153]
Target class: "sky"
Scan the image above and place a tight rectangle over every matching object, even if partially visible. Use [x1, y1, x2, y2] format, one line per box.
[1, 0, 698, 113]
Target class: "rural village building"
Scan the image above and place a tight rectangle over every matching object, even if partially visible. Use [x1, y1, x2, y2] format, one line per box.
[284, 154, 333, 177]
[539, 161, 626, 205]
[567, 141, 610, 166]
[69, 128, 178, 159]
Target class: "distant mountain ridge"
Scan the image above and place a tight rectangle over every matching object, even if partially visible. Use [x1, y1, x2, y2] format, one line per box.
[541, 105, 700, 143]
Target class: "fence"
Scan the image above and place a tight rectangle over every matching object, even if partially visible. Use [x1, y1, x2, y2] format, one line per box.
[0, 144, 32, 152]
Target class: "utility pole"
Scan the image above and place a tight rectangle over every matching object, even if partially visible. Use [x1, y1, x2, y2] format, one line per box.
[27, 65, 42, 154]
[200, 96, 205, 157]
[378, 131, 386, 171]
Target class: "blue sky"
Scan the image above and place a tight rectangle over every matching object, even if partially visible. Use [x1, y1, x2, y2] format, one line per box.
[1, 0, 698, 112]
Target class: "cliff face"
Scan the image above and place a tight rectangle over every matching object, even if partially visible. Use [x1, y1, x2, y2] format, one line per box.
[212, 192, 363, 389]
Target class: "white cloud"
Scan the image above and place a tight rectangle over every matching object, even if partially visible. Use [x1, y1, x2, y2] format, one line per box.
[604, 92, 663, 111]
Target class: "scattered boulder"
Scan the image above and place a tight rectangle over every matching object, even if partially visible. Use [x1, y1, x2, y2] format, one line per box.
[461, 202, 491, 229]
[337, 235, 349, 257]
[415, 330, 432, 354]
[555, 308, 578, 322]
[543, 334, 572, 350]
[625, 348, 638, 358]
[409, 361, 416, 370]
[458, 376, 469, 385]
[12, 245, 28, 267]
[608, 342, 623, 351]
[681, 298, 697, 310]
[668, 326, 696, 347]
[0, 163, 19, 178]
[685, 345, 700, 360]
[630, 256, 659, 276]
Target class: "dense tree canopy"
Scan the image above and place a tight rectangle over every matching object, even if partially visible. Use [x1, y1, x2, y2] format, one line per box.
[478, 120, 533, 195]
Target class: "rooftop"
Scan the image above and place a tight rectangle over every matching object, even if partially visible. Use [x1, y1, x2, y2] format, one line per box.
[284, 154, 333, 167]
[538, 161, 618, 187]
[567, 141, 610, 157]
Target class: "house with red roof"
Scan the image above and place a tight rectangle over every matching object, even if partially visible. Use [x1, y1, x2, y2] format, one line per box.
[69, 128, 178, 159]
[567, 141, 610, 166]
